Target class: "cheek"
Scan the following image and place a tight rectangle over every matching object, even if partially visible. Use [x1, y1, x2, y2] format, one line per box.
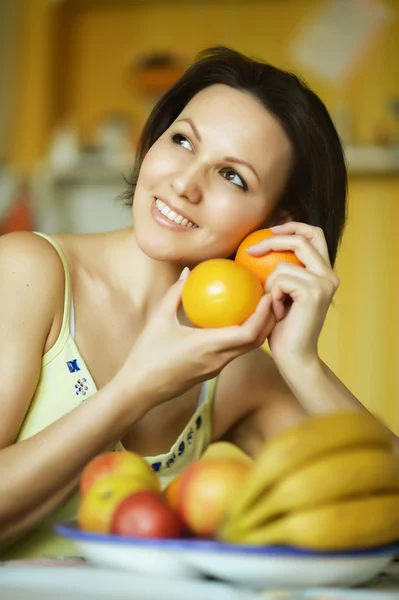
[207, 194, 271, 248]
[137, 143, 177, 186]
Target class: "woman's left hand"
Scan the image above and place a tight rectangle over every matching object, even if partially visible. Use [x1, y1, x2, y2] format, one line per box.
[246, 222, 340, 367]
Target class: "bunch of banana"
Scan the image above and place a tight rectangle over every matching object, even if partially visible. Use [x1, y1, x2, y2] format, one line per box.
[218, 411, 399, 551]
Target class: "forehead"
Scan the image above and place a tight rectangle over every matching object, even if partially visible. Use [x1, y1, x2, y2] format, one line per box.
[177, 84, 292, 179]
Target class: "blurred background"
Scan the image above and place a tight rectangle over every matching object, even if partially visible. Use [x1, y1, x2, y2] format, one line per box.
[1, 0, 399, 432]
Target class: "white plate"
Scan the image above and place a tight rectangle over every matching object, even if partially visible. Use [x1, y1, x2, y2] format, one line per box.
[55, 521, 399, 590]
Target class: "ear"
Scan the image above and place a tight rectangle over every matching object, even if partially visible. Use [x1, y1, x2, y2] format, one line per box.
[265, 208, 294, 228]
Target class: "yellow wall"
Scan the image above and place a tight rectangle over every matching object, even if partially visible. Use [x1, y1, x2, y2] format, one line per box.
[9, 0, 59, 171]
[10, 0, 399, 432]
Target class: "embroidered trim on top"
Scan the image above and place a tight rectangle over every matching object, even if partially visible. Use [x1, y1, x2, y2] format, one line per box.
[150, 415, 203, 472]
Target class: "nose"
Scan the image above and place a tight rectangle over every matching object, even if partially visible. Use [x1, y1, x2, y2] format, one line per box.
[170, 165, 202, 204]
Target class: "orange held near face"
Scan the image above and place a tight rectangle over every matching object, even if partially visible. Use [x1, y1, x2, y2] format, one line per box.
[235, 229, 304, 286]
[182, 258, 263, 328]
[80, 451, 160, 497]
[176, 458, 251, 537]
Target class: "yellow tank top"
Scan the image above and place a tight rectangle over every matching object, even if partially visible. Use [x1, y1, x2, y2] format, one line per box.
[0, 232, 217, 560]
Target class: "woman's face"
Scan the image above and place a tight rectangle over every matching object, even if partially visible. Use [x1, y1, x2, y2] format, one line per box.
[133, 84, 292, 265]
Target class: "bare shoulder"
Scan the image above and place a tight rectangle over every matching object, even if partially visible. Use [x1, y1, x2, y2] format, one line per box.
[0, 231, 65, 288]
[212, 348, 307, 453]
[0, 232, 68, 448]
[0, 230, 67, 345]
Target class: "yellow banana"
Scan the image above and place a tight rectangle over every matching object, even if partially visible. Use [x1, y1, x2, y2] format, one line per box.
[201, 442, 253, 466]
[231, 494, 399, 551]
[224, 412, 392, 523]
[221, 446, 399, 538]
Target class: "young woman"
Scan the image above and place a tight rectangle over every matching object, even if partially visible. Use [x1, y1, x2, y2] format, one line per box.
[0, 46, 396, 559]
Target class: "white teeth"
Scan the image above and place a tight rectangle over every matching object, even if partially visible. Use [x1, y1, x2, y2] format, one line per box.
[154, 199, 198, 228]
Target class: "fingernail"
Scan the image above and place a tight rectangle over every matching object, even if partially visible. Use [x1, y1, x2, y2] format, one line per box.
[246, 244, 266, 255]
[179, 267, 190, 280]
[269, 225, 284, 231]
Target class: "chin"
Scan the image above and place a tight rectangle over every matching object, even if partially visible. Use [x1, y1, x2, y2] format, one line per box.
[133, 209, 238, 265]
[134, 226, 186, 263]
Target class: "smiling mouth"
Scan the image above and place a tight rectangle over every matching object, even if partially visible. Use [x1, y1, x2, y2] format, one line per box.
[154, 198, 198, 228]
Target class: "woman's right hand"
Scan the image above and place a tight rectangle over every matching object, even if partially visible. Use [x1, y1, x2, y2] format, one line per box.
[118, 268, 275, 409]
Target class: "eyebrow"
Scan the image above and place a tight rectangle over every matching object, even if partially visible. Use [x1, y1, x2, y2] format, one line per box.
[223, 156, 260, 184]
[176, 118, 202, 142]
[176, 117, 260, 184]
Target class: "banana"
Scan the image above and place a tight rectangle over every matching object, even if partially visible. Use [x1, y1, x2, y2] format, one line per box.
[221, 446, 399, 538]
[224, 412, 392, 524]
[201, 442, 254, 466]
[230, 494, 399, 551]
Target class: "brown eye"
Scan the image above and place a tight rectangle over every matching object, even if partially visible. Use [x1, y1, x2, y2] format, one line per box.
[172, 133, 192, 151]
[220, 168, 248, 191]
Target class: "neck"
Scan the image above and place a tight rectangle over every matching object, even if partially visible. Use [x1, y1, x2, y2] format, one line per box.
[102, 227, 182, 317]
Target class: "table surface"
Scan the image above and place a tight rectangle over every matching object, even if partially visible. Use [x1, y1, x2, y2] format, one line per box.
[1, 559, 399, 599]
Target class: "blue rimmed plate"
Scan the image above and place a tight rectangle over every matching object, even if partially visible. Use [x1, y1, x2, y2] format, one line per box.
[54, 521, 399, 590]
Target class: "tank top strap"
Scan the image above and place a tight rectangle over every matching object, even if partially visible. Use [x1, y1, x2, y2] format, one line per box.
[200, 376, 218, 447]
[33, 232, 73, 364]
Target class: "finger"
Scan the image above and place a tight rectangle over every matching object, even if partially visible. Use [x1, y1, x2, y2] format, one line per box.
[269, 272, 333, 308]
[272, 294, 286, 322]
[254, 303, 277, 345]
[213, 293, 273, 350]
[268, 222, 330, 265]
[162, 267, 190, 314]
[222, 300, 276, 361]
[247, 234, 330, 278]
[265, 262, 319, 293]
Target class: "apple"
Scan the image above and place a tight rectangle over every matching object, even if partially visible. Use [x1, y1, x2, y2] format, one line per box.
[80, 451, 159, 496]
[111, 491, 184, 539]
[177, 458, 250, 537]
[78, 474, 154, 533]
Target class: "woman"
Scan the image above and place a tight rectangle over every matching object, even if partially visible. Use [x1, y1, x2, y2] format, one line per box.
[0, 46, 396, 559]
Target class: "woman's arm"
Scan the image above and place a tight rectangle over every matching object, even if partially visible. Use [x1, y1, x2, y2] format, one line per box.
[0, 232, 276, 545]
[0, 376, 149, 545]
[214, 222, 399, 455]
[215, 348, 399, 458]
[0, 233, 150, 543]
[0, 477, 79, 546]
[277, 354, 369, 415]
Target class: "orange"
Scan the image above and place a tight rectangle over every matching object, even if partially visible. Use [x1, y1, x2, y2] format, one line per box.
[182, 258, 263, 328]
[78, 474, 157, 533]
[164, 474, 183, 512]
[235, 229, 304, 286]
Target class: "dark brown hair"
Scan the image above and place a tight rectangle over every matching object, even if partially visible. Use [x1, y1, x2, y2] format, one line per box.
[121, 46, 347, 265]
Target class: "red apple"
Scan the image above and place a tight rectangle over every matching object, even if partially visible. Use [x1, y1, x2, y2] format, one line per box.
[177, 458, 250, 537]
[111, 490, 184, 539]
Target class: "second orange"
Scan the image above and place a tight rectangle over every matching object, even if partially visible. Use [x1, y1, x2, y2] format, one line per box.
[235, 229, 304, 286]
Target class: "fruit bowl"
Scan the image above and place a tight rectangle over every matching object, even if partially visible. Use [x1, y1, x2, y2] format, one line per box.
[54, 521, 399, 590]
